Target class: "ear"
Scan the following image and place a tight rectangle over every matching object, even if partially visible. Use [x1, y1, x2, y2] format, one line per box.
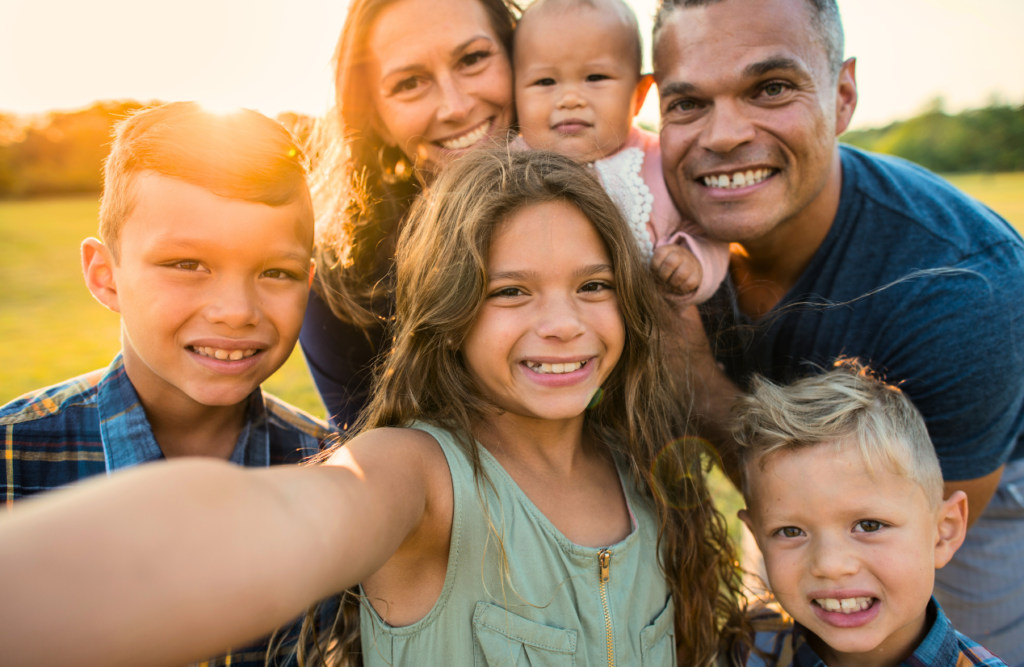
[738, 508, 761, 546]
[934, 490, 968, 569]
[307, 257, 317, 289]
[834, 57, 858, 136]
[631, 74, 655, 119]
[81, 238, 121, 314]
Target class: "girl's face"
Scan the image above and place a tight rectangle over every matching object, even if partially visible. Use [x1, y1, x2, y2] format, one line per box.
[461, 201, 625, 424]
[366, 0, 514, 179]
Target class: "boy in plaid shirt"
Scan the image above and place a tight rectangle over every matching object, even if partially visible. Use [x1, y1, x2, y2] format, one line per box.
[0, 102, 333, 665]
[730, 360, 1008, 667]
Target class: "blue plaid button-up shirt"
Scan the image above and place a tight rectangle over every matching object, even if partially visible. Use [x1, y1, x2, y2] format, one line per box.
[738, 597, 1008, 667]
[1, 353, 336, 666]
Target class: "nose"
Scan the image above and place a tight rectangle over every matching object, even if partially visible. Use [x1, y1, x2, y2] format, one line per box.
[436, 72, 472, 123]
[807, 533, 859, 581]
[699, 98, 756, 155]
[534, 294, 586, 342]
[556, 86, 586, 111]
[205, 277, 261, 329]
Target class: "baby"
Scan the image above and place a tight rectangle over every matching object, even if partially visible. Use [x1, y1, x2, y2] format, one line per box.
[729, 361, 1007, 667]
[514, 0, 729, 302]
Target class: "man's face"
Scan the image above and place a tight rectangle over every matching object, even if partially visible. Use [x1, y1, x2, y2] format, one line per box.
[654, 0, 855, 244]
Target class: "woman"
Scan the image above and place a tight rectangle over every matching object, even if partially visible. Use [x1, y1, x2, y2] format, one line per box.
[300, 0, 519, 428]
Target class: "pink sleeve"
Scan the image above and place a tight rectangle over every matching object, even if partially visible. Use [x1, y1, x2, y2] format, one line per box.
[655, 231, 731, 306]
[633, 127, 730, 306]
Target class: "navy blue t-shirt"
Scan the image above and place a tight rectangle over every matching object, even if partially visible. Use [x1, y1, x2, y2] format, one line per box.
[703, 145, 1024, 480]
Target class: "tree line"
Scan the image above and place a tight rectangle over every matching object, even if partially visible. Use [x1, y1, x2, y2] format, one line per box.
[0, 99, 1021, 198]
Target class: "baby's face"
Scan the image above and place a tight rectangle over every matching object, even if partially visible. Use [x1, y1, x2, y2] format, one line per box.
[514, 6, 644, 163]
[741, 444, 954, 665]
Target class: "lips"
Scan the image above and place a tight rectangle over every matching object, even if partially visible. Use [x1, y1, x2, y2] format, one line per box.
[552, 118, 593, 135]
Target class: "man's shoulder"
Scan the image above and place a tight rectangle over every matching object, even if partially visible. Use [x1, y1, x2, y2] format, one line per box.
[0, 368, 108, 428]
[839, 145, 1021, 257]
[262, 392, 336, 447]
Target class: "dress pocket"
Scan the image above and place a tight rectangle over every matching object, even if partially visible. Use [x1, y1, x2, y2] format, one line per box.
[640, 596, 676, 667]
[473, 601, 578, 667]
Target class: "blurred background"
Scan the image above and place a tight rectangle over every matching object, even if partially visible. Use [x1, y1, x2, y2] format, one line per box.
[1, 0, 1022, 418]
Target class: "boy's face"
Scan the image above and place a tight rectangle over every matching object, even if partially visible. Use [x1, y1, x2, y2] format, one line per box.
[741, 443, 965, 664]
[88, 172, 313, 410]
[514, 6, 650, 163]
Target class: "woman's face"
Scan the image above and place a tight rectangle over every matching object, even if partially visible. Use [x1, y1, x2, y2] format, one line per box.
[366, 0, 514, 179]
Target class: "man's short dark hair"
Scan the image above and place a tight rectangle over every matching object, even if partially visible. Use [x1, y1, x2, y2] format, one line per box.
[654, 0, 844, 80]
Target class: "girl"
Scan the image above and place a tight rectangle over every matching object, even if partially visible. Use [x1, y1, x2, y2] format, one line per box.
[0, 151, 746, 667]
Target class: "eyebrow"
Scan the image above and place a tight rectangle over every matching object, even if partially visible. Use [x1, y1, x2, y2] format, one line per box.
[488, 264, 614, 283]
[381, 35, 495, 80]
[659, 56, 808, 99]
[742, 56, 806, 78]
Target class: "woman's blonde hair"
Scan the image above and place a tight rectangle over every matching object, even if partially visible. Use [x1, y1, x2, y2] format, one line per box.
[293, 149, 748, 665]
[731, 358, 944, 506]
[307, 0, 521, 329]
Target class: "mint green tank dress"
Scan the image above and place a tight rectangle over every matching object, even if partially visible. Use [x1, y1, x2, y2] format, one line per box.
[359, 422, 676, 666]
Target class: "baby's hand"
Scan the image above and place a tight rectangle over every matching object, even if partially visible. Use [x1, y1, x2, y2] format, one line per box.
[652, 244, 703, 296]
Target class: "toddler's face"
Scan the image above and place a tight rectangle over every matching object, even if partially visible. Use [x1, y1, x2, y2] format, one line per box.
[514, 7, 648, 163]
[741, 443, 965, 665]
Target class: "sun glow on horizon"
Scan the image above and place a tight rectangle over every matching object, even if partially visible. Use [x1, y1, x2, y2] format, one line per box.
[0, 0, 1021, 131]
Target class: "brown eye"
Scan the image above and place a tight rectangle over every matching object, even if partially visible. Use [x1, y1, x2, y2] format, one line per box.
[856, 520, 882, 533]
[779, 526, 803, 538]
[763, 83, 786, 96]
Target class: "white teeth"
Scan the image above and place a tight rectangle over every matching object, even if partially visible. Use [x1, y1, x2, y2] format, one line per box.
[527, 361, 586, 374]
[814, 597, 874, 614]
[192, 346, 258, 361]
[439, 122, 490, 150]
[702, 168, 775, 190]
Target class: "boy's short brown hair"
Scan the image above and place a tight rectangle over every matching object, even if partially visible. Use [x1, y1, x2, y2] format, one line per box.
[731, 358, 945, 507]
[99, 102, 309, 261]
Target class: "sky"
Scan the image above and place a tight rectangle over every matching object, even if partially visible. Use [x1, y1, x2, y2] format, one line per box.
[0, 0, 1021, 130]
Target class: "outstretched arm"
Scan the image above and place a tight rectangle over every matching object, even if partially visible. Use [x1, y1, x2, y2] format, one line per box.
[0, 427, 436, 667]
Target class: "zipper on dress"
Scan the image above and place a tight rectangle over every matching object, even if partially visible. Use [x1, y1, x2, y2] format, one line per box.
[599, 549, 614, 667]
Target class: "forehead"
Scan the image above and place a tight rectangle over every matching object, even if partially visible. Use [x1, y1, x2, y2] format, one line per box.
[369, 0, 499, 68]
[654, 0, 829, 87]
[515, 3, 637, 68]
[121, 172, 313, 254]
[746, 443, 927, 517]
[490, 200, 610, 269]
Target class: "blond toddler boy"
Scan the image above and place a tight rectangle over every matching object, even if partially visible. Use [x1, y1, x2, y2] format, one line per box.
[513, 0, 730, 302]
[729, 361, 1007, 667]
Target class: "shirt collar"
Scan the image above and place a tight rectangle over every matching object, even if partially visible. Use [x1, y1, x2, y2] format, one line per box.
[791, 598, 955, 667]
[97, 354, 270, 471]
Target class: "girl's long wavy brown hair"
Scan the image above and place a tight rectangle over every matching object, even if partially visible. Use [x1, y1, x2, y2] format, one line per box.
[307, 0, 521, 329]
[294, 149, 750, 666]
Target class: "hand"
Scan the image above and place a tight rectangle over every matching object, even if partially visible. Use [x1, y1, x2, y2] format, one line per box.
[652, 244, 703, 295]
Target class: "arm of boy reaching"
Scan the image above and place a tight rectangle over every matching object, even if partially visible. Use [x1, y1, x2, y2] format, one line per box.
[0, 427, 449, 667]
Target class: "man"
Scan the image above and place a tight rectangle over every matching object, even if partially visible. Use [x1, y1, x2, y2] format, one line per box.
[653, 0, 1024, 661]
